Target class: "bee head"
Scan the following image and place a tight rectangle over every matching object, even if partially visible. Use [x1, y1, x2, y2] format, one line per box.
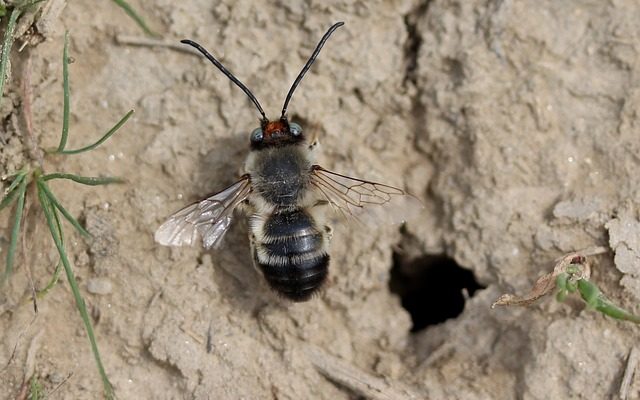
[249, 118, 304, 150]
[181, 22, 343, 147]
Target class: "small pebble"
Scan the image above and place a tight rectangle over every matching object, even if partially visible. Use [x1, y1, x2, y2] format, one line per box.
[87, 278, 113, 295]
[48, 372, 64, 384]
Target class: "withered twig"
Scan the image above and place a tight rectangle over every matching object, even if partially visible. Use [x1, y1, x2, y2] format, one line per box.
[492, 246, 606, 308]
[1, 314, 37, 372]
[47, 372, 73, 397]
[619, 347, 639, 400]
[15, 381, 28, 400]
[179, 324, 204, 345]
[306, 345, 425, 400]
[19, 329, 42, 395]
[20, 54, 44, 167]
[553, 246, 608, 263]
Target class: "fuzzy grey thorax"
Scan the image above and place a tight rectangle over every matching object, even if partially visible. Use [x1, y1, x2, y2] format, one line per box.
[245, 143, 312, 207]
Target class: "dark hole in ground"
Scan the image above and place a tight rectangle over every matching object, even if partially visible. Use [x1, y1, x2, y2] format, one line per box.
[390, 253, 484, 332]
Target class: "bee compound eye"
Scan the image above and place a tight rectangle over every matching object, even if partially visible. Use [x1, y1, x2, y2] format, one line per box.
[251, 128, 264, 142]
[289, 122, 303, 136]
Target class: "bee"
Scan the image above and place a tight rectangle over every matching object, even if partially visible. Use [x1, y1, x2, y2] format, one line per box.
[155, 22, 411, 301]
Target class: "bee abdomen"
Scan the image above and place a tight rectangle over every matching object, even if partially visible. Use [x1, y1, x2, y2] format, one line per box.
[255, 209, 328, 302]
[263, 234, 322, 255]
[258, 253, 329, 302]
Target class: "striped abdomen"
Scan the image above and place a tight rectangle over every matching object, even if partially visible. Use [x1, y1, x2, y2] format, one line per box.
[252, 208, 328, 302]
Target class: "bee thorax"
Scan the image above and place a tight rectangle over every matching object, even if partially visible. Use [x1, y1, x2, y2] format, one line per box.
[246, 144, 312, 207]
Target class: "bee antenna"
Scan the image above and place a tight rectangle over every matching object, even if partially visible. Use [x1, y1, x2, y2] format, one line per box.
[280, 22, 344, 119]
[181, 39, 268, 122]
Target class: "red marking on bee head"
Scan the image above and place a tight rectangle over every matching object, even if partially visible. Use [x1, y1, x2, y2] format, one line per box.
[263, 120, 288, 139]
[251, 117, 303, 150]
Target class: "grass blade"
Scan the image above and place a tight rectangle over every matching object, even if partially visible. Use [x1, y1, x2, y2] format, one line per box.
[111, 0, 158, 37]
[0, 185, 19, 212]
[2, 175, 27, 284]
[2, 169, 27, 195]
[29, 375, 44, 400]
[41, 173, 124, 186]
[0, 0, 47, 108]
[0, 7, 22, 108]
[37, 179, 90, 238]
[37, 184, 114, 399]
[2, 169, 26, 180]
[36, 260, 62, 298]
[18, 0, 48, 8]
[0, 172, 26, 211]
[58, 109, 134, 155]
[56, 31, 70, 152]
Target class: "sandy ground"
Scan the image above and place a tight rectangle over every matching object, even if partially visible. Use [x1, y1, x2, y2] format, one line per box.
[1, 0, 640, 399]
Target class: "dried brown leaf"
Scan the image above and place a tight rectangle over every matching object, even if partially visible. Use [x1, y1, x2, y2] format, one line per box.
[491, 246, 606, 308]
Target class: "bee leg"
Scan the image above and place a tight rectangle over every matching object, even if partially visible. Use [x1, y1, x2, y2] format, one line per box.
[238, 199, 255, 215]
[313, 199, 329, 207]
[324, 225, 333, 242]
[248, 233, 263, 274]
[308, 138, 320, 152]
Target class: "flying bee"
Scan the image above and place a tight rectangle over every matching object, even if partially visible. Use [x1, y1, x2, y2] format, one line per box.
[155, 22, 413, 302]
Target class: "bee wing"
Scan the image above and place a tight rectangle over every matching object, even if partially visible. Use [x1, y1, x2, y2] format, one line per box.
[154, 176, 252, 249]
[309, 165, 421, 225]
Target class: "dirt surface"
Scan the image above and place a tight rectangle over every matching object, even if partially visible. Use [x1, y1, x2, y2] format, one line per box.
[1, 0, 640, 399]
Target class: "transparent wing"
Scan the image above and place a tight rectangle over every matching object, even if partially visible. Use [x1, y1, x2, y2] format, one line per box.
[309, 165, 421, 224]
[154, 176, 251, 249]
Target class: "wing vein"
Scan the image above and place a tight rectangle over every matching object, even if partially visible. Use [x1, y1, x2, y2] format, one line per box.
[154, 176, 251, 249]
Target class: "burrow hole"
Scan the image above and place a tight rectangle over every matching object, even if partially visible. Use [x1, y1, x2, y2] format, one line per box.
[390, 252, 484, 333]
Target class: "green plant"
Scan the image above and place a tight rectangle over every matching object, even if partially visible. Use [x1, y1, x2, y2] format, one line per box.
[492, 247, 640, 324]
[1, 32, 133, 399]
[0, 0, 45, 106]
[28, 375, 45, 400]
[556, 264, 640, 323]
[111, 0, 158, 37]
[0, 0, 155, 109]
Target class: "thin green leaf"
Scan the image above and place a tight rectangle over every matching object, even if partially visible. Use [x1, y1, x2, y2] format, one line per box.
[37, 185, 114, 399]
[0, 172, 26, 211]
[34, 194, 65, 298]
[58, 109, 134, 155]
[2, 176, 27, 284]
[0, 7, 22, 108]
[2, 169, 26, 180]
[111, 0, 159, 37]
[2, 169, 27, 194]
[17, 0, 48, 9]
[36, 260, 62, 299]
[57, 31, 70, 152]
[0, 185, 20, 212]
[51, 193, 65, 245]
[28, 375, 44, 400]
[577, 279, 640, 324]
[37, 179, 91, 238]
[2, 167, 27, 186]
[0, 0, 46, 108]
[41, 173, 124, 186]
